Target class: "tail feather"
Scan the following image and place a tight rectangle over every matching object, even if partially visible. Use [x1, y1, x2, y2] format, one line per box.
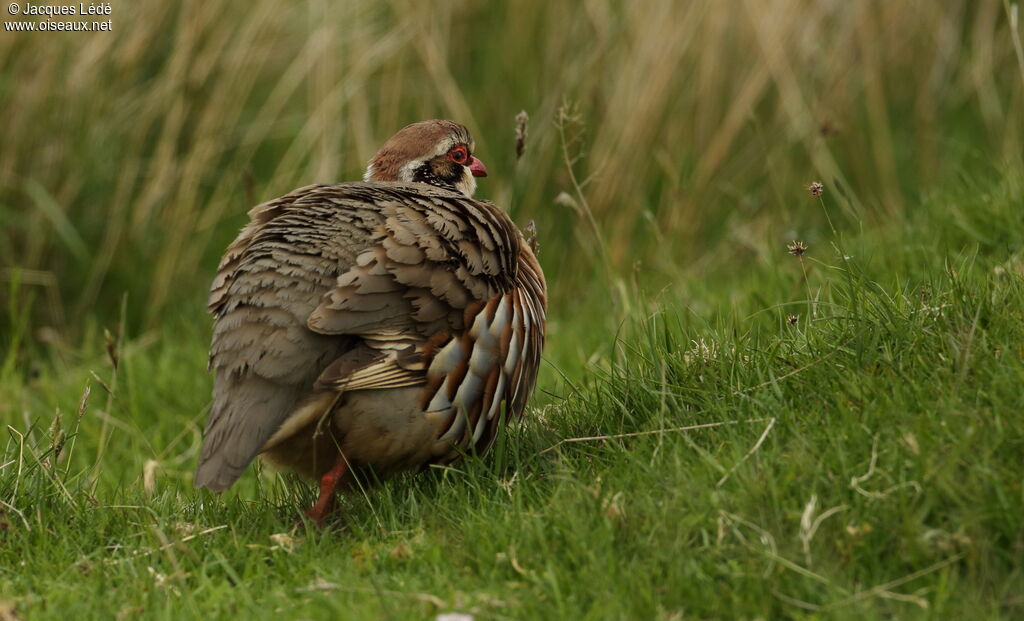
[194, 375, 298, 491]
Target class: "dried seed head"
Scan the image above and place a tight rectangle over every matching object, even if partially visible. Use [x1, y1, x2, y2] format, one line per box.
[787, 240, 808, 257]
[524, 220, 538, 254]
[515, 110, 529, 161]
[103, 328, 119, 370]
[48, 409, 65, 466]
[808, 182, 824, 197]
[143, 459, 158, 497]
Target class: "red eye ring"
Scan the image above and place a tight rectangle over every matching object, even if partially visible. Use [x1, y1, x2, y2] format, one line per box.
[448, 145, 469, 165]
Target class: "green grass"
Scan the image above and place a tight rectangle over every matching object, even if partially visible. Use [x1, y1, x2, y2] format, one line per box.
[3, 0, 1024, 618]
[3, 169, 1023, 619]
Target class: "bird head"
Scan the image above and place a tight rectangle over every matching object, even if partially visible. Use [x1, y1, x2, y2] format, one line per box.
[363, 120, 488, 197]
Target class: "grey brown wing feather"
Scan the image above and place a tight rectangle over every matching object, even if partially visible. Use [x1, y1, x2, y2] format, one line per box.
[197, 185, 380, 491]
[307, 186, 546, 459]
[306, 191, 519, 341]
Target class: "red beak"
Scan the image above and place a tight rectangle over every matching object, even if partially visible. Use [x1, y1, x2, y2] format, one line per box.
[468, 157, 488, 178]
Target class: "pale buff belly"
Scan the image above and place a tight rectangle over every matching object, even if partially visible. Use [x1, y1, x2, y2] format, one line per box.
[260, 386, 457, 483]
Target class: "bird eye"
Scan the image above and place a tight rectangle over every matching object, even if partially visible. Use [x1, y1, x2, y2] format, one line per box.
[448, 145, 469, 165]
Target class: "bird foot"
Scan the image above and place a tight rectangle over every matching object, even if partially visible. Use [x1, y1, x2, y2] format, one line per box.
[302, 505, 331, 527]
[301, 454, 347, 527]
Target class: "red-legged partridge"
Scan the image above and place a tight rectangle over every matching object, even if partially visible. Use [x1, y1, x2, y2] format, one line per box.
[194, 120, 547, 524]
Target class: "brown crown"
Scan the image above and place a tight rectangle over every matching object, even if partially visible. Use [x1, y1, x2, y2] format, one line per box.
[366, 120, 474, 181]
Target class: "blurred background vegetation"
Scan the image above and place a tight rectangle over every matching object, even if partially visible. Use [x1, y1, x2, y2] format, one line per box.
[2, 0, 1021, 344]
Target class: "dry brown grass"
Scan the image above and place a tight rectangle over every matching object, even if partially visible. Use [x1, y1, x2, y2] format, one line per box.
[0, 0, 1021, 332]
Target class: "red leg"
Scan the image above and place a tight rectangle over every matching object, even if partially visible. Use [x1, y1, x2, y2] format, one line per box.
[304, 453, 347, 526]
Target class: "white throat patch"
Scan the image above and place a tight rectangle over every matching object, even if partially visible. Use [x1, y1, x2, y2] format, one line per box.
[454, 169, 477, 197]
